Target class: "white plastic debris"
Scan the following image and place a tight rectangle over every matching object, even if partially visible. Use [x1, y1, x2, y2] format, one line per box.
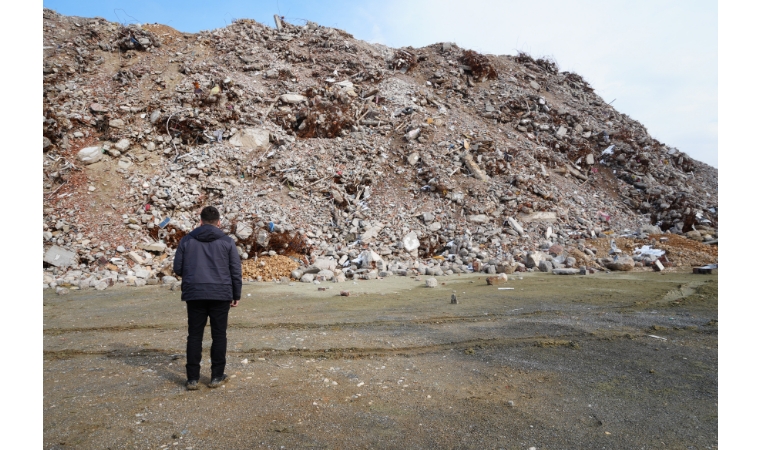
[634, 245, 666, 258]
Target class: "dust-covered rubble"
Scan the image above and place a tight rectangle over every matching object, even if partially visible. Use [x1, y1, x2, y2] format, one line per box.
[42, 9, 718, 291]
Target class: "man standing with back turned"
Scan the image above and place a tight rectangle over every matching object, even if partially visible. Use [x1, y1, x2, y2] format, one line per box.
[173, 206, 242, 390]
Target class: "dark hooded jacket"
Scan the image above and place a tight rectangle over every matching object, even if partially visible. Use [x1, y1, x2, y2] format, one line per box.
[173, 224, 242, 301]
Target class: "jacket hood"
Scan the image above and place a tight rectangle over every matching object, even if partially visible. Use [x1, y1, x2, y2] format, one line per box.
[188, 224, 227, 243]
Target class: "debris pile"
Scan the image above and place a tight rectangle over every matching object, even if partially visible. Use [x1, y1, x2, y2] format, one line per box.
[42, 9, 718, 292]
[241, 255, 300, 282]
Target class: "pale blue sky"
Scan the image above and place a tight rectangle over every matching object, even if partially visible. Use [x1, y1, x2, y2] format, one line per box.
[42, 0, 718, 168]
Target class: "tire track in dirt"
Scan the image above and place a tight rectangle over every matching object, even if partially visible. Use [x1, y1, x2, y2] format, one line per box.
[45, 327, 700, 361]
[41, 308, 609, 335]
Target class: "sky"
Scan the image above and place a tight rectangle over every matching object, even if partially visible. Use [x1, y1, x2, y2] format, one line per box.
[40, 0, 718, 168]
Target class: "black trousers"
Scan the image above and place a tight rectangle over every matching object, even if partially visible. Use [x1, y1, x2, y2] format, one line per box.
[185, 300, 231, 381]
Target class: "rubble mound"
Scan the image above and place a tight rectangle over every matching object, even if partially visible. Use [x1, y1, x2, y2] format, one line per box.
[242, 255, 299, 282]
[42, 9, 718, 291]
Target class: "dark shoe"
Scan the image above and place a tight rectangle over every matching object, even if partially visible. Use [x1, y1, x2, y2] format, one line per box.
[209, 374, 228, 388]
[186, 380, 199, 391]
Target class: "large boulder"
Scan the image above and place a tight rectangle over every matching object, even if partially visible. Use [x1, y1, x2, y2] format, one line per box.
[525, 251, 548, 269]
[497, 262, 517, 274]
[604, 256, 635, 271]
[639, 224, 663, 235]
[548, 244, 564, 256]
[538, 260, 554, 272]
[316, 270, 334, 281]
[684, 230, 702, 241]
[300, 273, 315, 283]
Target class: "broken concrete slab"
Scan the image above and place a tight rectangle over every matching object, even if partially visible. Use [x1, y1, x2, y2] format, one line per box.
[229, 128, 270, 151]
[518, 211, 558, 223]
[235, 224, 254, 240]
[313, 258, 338, 271]
[44, 245, 79, 268]
[468, 214, 489, 223]
[280, 93, 307, 104]
[114, 139, 131, 152]
[564, 164, 588, 181]
[139, 242, 167, 253]
[361, 224, 384, 242]
[403, 231, 420, 252]
[77, 146, 102, 165]
[462, 152, 490, 181]
[507, 217, 525, 236]
[117, 158, 133, 169]
[693, 264, 717, 275]
[420, 212, 435, 223]
[127, 251, 145, 264]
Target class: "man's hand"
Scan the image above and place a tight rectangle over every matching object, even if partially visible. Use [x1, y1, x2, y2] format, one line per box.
[231, 300, 239, 307]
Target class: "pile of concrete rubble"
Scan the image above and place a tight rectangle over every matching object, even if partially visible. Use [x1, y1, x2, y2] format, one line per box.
[42, 9, 718, 292]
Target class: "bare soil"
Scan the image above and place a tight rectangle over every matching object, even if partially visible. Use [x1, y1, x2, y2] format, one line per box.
[43, 271, 717, 449]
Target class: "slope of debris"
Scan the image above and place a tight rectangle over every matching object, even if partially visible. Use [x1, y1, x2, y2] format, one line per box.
[42, 9, 718, 290]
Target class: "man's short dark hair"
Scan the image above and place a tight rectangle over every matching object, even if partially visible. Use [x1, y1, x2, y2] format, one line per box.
[200, 206, 220, 224]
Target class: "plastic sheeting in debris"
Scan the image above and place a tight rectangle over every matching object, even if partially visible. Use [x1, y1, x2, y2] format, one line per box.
[633, 245, 666, 258]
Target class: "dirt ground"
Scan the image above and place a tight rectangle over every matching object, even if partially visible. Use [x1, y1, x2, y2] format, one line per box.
[43, 271, 718, 449]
